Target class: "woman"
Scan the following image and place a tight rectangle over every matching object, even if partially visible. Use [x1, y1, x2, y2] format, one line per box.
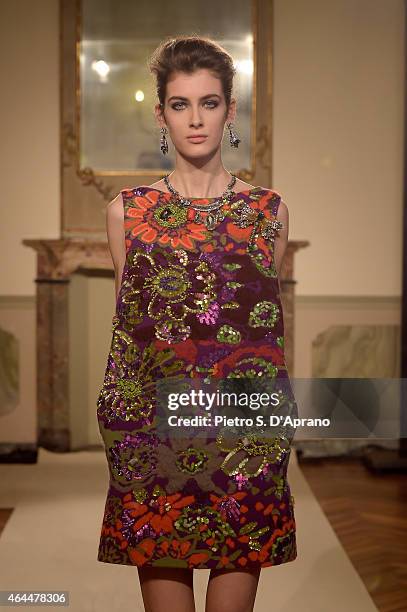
[97, 35, 297, 612]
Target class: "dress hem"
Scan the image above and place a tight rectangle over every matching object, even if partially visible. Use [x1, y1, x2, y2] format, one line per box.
[96, 551, 298, 570]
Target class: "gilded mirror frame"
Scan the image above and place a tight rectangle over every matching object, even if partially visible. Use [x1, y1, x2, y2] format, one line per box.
[60, 0, 274, 238]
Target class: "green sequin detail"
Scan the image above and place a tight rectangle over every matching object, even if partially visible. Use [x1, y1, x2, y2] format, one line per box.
[175, 448, 211, 474]
[221, 301, 240, 309]
[225, 281, 243, 289]
[222, 262, 242, 271]
[150, 267, 191, 299]
[153, 202, 188, 228]
[174, 506, 236, 550]
[116, 378, 142, 400]
[249, 300, 279, 328]
[216, 324, 241, 344]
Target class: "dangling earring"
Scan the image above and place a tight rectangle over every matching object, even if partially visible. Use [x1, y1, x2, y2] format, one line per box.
[227, 122, 241, 148]
[160, 126, 169, 155]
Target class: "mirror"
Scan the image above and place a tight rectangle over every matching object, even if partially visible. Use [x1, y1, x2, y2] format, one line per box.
[79, 0, 255, 174]
[61, 0, 273, 237]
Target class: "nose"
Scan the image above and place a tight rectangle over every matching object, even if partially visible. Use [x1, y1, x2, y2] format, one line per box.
[189, 104, 203, 127]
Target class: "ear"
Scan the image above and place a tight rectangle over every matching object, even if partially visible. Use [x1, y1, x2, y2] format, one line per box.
[226, 98, 237, 124]
[154, 103, 166, 128]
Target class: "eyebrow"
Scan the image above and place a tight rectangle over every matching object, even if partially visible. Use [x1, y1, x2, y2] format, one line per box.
[167, 94, 221, 102]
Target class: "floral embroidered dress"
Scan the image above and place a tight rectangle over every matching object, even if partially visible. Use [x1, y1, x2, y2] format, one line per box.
[96, 185, 298, 570]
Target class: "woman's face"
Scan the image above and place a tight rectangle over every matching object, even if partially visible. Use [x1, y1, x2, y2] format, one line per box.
[155, 68, 236, 159]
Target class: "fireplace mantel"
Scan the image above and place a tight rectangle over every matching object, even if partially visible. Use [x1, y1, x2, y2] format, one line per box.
[23, 238, 308, 451]
[23, 239, 114, 279]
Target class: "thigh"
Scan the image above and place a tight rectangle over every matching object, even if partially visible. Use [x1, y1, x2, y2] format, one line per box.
[137, 566, 195, 612]
[205, 567, 261, 612]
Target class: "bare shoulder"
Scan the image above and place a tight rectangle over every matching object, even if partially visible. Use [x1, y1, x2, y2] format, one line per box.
[147, 179, 167, 190]
[105, 192, 126, 269]
[277, 197, 289, 217]
[234, 179, 256, 191]
[106, 191, 124, 219]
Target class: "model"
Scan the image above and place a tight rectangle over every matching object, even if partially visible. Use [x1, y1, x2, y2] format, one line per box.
[96, 35, 297, 612]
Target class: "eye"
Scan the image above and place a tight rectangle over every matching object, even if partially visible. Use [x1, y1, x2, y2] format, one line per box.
[171, 101, 186, 110]
[171, 100, 218, 110]
[204, 100, 218, 109]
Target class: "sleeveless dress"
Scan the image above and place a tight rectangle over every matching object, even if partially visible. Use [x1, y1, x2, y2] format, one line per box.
[96, 185, 298, 570]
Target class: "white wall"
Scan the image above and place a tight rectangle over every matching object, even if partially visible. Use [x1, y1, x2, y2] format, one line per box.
[0, 0, 60, 296]
[272, 0, 404, 296]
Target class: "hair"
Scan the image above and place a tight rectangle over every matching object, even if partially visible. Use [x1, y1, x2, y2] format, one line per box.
[148, 35, 236, 110]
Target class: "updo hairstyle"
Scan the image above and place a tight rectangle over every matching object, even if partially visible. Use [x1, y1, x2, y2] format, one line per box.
[148, 35, 236, 110]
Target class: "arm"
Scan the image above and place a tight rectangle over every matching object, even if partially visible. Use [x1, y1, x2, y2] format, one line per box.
[106, 192, 126, 302]
[273, 199, 289, 278]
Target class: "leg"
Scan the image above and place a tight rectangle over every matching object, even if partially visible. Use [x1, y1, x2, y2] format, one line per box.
[205, 567, 261, 612]
[137, 566, 196, 612]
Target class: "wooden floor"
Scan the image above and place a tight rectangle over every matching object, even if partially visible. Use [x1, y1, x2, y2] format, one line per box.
[0, 456, 406, 611]
[299, 454, 407, 612]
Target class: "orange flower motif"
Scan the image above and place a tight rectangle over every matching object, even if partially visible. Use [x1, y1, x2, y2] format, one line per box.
[157, 538, 191, 558]
[209, 491, 247, 520]
[257, 518, 296, 562]
[124, 190, 208, 251]
[209, 491, 247, 504]
[144, 538, 210, 568]
[128, 538, 156, 566]
[101, 524, 125, 542]
[226, 222, 251, 243]
[123, 492, 196, 535]
[188, 552, 211, 567]
[238, 535, 250, 544]
[154, 338, 198, 363]
[202, 243, 214, 252]
[215, 345, 285, 377]
[127, 537, 211, 568]
[255, 235, 273, 261]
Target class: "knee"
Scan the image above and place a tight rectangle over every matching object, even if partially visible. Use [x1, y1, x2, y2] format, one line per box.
[206, 603, 255, 612]
[205, 568, 260, 612]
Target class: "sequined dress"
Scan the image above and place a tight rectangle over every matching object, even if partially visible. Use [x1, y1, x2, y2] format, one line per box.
[96, 185, 298, 569]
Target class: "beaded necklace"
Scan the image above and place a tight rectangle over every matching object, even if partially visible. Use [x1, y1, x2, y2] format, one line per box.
[163, 173, 238, 231]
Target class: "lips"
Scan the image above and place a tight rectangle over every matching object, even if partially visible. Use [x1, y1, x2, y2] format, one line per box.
[187, 135, 207, 142]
